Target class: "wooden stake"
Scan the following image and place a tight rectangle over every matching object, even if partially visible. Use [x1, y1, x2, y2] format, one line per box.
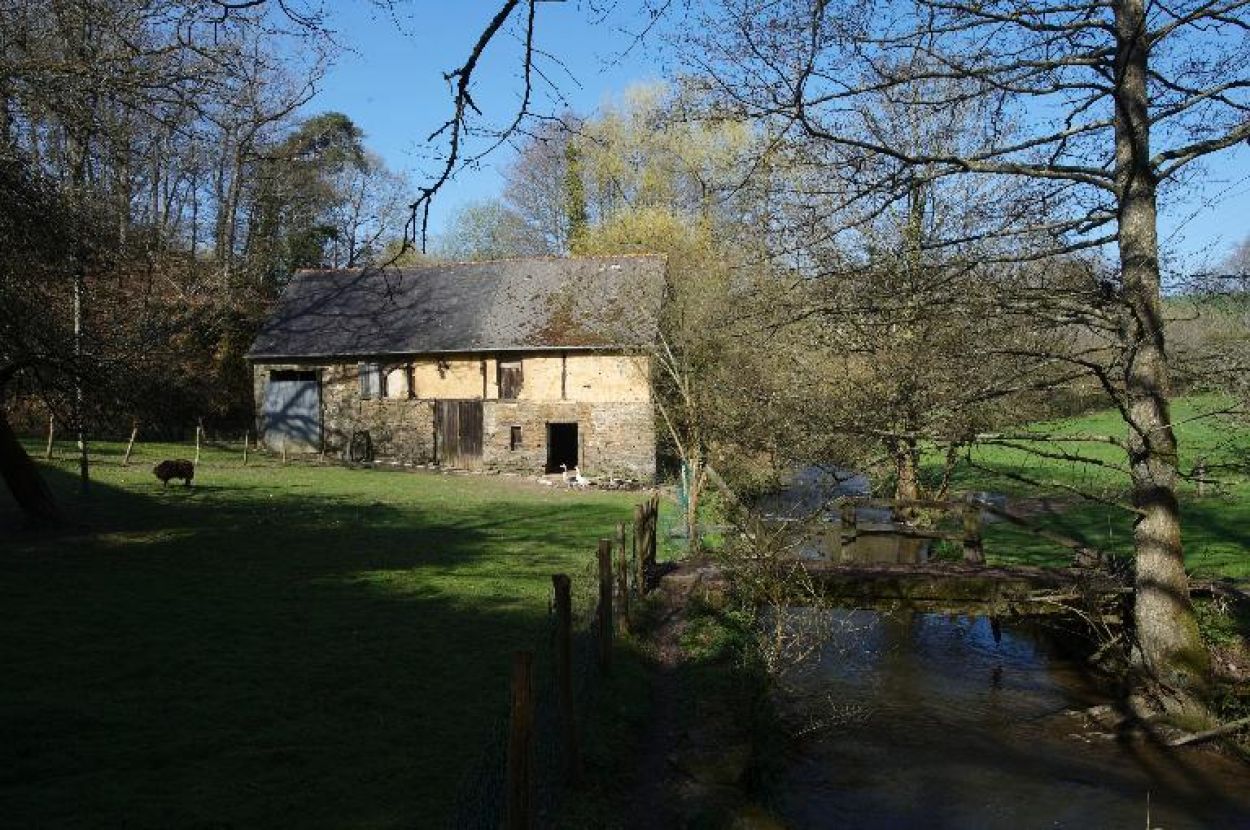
[193, 419, 203, 466]
[646, 494, 659, 589]
[841, 501, 857, 539]
[281, 442, 288, 465]
[831, 499, 845, 561]
[633, 504, 644, 596]
[597, 539, 613, 672]
[44, 414, 54, 460]
[506, 650, 534, 830]
[122, 420, 138, 465]
[242, 432, 249, 466]
[551, 575, 581, 786]
[962, 501, 985, 564]
[616, 522, 629, 631]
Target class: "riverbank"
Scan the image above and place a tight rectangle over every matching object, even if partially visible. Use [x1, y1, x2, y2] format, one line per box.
[552, 561, 786, 828]
[938, 395, 1250, 584]
[925, 395, 1249, 748]
[552, 548, 1250, 828]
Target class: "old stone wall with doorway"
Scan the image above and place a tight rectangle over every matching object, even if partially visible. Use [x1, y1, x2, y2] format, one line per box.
[482, 400, 655, 480]
[252, 352, 655, 478]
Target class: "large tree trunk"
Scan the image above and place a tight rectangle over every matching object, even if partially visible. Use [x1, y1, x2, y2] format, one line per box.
[1114, 0, 1209, 705]
[0, 410, 59, 524]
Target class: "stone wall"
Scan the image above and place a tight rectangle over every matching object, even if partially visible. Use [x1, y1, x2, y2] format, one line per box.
[252, 350, 656, 478]
[320, 364, 435, 462]
[482, 399, 655, 480]
[253, 362, 436, 462]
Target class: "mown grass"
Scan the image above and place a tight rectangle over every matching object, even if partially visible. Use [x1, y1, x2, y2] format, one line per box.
[927, 395, 1250, 582]
[1, 440, 650, 828]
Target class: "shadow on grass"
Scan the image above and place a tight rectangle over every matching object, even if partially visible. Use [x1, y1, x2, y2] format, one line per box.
[1, 464, 631, 828]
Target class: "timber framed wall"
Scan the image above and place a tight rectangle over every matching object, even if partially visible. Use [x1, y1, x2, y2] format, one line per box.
[251, 350, 656, 480]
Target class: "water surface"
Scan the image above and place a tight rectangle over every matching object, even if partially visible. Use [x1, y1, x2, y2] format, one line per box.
[777, 610, 1250, 828]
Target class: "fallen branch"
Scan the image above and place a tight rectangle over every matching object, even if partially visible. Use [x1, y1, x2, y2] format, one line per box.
[971, 498, 1110, 560]
[1167, 715, 1250, 747]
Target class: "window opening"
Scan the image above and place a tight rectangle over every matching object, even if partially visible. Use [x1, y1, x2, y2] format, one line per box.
[498, 359, 523, 399]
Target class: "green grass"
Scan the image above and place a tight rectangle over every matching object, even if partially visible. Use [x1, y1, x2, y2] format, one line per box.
[928, 395, 1250, 581]
[1, 440, 652, 828]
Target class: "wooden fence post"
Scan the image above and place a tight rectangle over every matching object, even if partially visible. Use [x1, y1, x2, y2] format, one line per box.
[616, 522, 630, 631]
[122, 420, 139, 465]
[506, 650, 534, 830]
[830, 499, 845, 561]
[651, 494, 659, 577]
[840, 500, 857, 539]
[551, 574, 581, 786]
[963, 501, 985, 564]
[597, 539, 613, 672]
[643, 493, 659, 590]
[633, 504, 644, 595]
[194, 419, 203, 466]
[44, 414, 55, 460]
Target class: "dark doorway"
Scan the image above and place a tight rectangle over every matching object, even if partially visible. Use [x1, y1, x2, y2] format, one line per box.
[435, 400, 484, 469]
[546, 422, 578, 473]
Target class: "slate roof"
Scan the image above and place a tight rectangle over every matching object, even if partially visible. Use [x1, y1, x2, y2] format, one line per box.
[246, 255, 667, 360]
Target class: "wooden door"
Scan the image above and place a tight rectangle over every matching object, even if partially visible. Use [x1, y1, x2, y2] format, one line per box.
[435, 400, 483, 469]
[261, 371, 321, 451]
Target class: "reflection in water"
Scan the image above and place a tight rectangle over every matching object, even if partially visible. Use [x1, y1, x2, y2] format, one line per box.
[809, 532, 931, 565]
[756, 466, 933, 565]
[777, 610, 1250, 829]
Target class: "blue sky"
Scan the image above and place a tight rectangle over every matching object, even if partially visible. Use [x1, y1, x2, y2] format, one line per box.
[304, 3, 1250, 271]
[304, 2, 667, 242]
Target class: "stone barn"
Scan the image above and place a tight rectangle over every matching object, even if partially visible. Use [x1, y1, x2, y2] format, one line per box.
[245, 255, 665, 480]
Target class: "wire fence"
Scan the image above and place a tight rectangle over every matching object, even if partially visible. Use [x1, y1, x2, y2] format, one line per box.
[447, 497, 660, 829]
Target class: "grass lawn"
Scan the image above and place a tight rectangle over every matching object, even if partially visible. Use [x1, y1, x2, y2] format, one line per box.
[930, 395, 1250, 582]
[1, 440, 652, 828]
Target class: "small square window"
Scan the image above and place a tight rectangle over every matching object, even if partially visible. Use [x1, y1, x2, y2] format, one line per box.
[510, 425, 522, 451]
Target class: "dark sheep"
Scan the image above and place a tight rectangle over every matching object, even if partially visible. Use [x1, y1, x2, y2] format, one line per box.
[153, 459, 195, 487]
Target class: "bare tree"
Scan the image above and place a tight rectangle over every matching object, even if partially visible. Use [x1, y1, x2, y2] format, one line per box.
[673, 0, 1250, 711]
[324, 152, 413, 267]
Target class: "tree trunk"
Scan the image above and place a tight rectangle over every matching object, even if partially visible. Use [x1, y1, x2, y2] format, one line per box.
[1114, 0, 1208, 702]
[891, 436, 920, 502]
[68, 122, 90, 496]
[0, 410, 59, 524]
[72, 257, 89, 495]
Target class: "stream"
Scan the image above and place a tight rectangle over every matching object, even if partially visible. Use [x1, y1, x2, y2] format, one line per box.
[753, 466, 1249, 827]
[773, 609, 1250, 828]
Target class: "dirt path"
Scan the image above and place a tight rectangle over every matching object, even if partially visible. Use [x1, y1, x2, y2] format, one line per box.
[624, 594, 687, 829]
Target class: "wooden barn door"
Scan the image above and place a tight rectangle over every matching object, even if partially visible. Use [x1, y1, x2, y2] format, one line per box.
[434, 400, 483, 469]
[262, 371, 321, 452]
